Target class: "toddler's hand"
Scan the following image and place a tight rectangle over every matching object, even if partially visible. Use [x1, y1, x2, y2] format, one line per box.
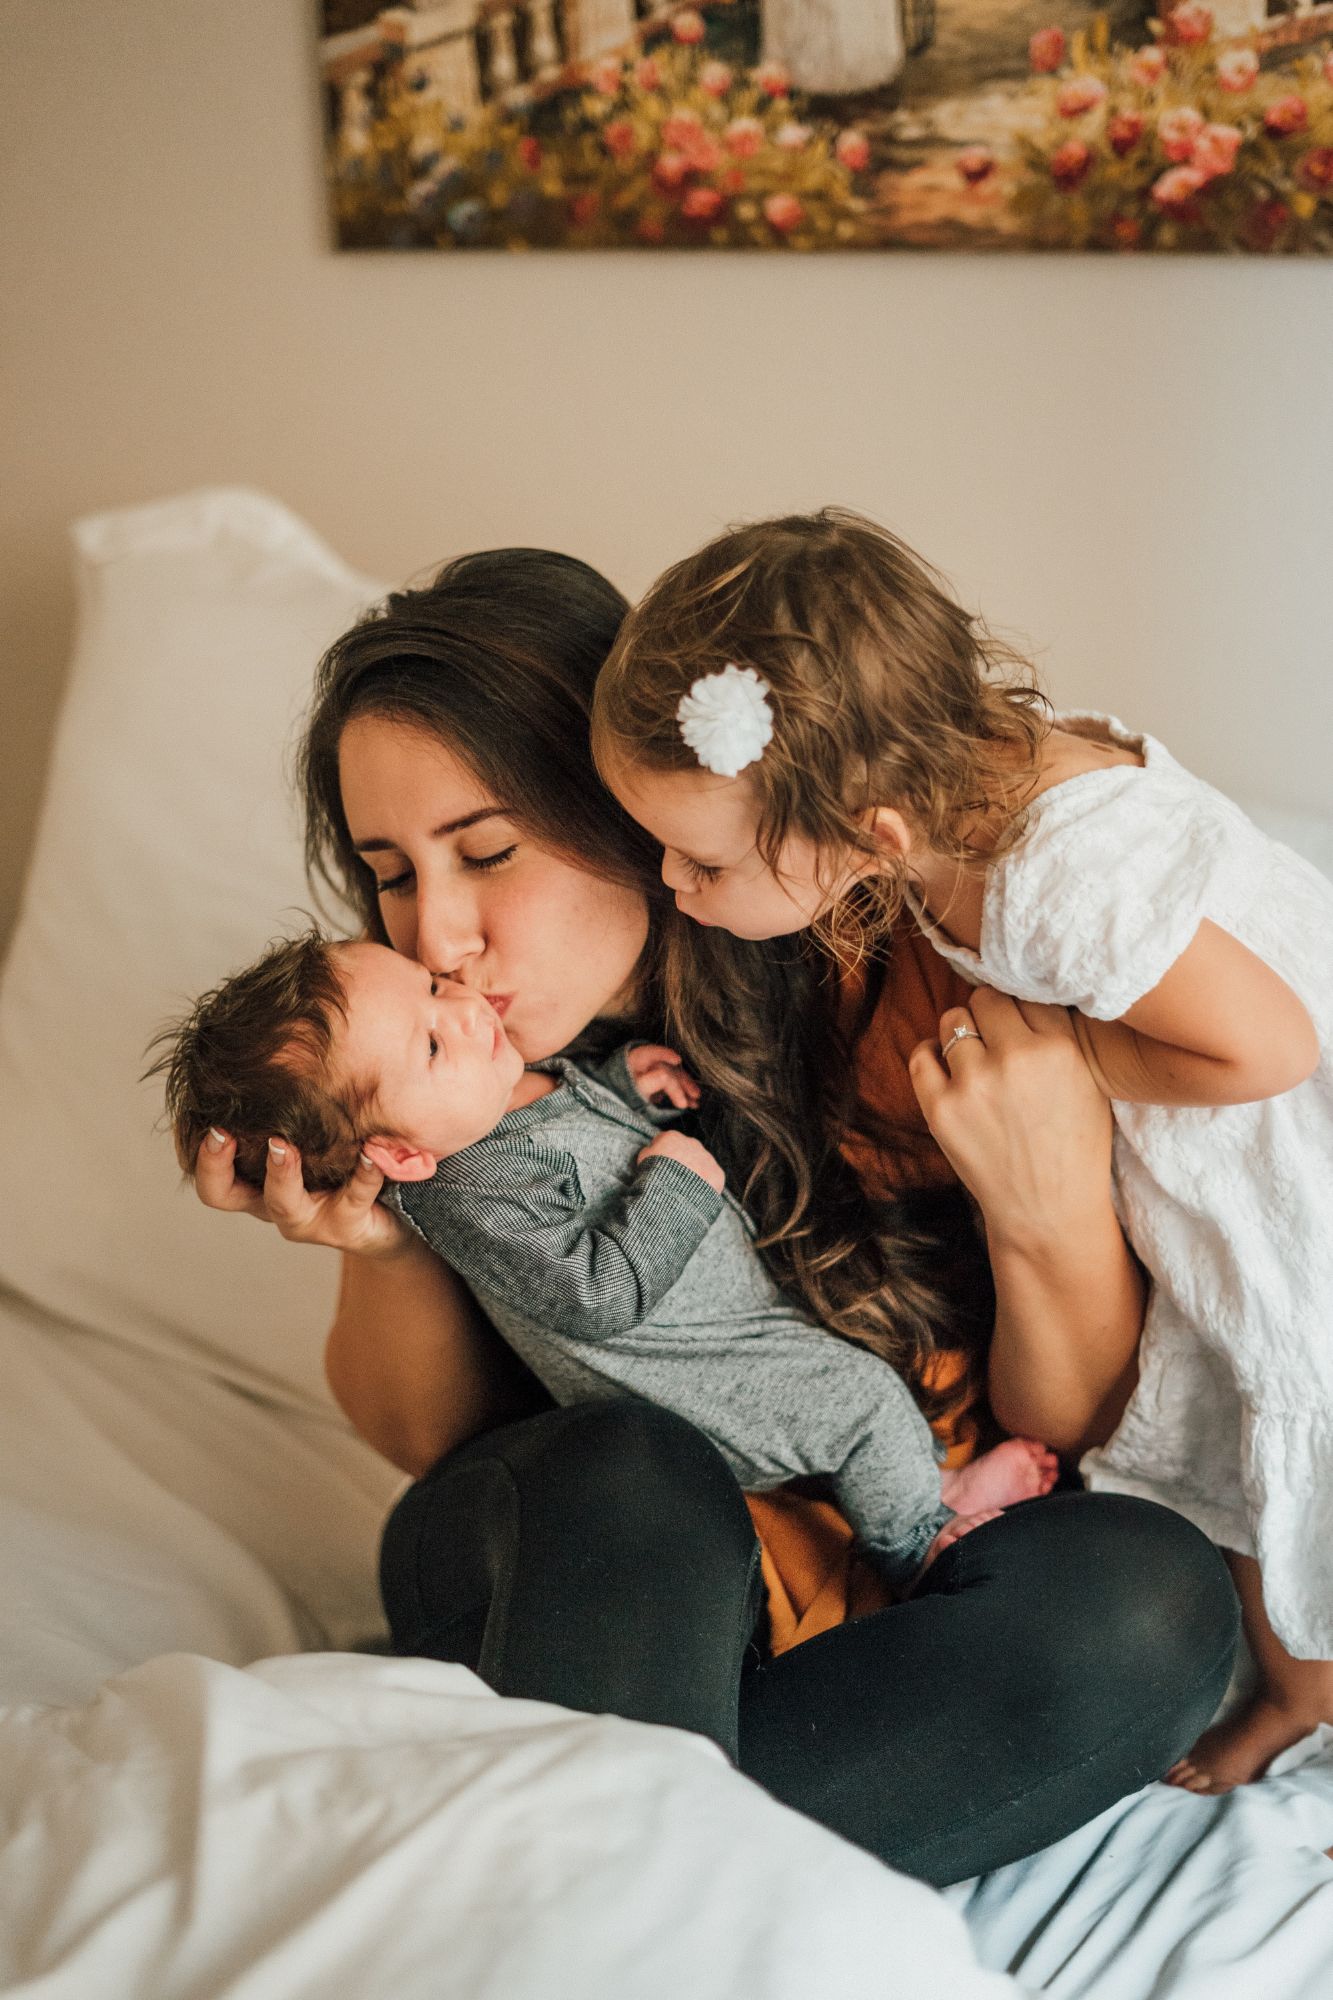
[626, 1043, 702, 1112]
[638, 1130, 725, 1194]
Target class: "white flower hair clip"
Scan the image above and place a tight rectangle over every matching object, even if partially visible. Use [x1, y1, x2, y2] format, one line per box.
[676, 664, 774, 779]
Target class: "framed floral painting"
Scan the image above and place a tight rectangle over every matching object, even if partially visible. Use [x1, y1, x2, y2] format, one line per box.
[320, 1, 1333, 249]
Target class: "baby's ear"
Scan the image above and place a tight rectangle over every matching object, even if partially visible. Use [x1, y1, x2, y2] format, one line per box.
[362, 1136, 439, 1183]
[866, 806, 913, 857]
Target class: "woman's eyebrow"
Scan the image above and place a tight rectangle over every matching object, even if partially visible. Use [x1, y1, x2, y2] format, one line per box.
[353, 808, 511, 854]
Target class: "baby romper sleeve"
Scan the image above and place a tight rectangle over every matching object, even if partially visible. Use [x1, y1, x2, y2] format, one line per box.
[979, 766, 1242, 1021]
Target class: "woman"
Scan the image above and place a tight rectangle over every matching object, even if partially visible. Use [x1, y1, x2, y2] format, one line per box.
[194, 548, 1237, 1887]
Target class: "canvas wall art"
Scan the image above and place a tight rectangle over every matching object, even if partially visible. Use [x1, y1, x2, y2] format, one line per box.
[320, 2, 1333, 250]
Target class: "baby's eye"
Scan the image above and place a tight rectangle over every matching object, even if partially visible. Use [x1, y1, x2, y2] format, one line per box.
[684, 856, 722, 885]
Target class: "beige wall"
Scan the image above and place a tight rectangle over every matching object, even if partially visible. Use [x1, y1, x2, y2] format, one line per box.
[3, 0, 1330, 950]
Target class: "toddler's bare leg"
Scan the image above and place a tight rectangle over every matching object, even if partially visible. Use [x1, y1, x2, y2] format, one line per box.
[1165, 1550, 1333, 1794]
[940, 1436, 1059, 1516]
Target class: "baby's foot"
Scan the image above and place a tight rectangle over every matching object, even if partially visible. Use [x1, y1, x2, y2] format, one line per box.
[940, 1437, 1059, 1516]
[915, 1509, 1004, 1584]
[1164, 1693, 1327, 1795]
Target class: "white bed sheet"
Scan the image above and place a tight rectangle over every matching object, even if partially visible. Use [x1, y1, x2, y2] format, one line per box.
[0, 1650, 1023, 2000]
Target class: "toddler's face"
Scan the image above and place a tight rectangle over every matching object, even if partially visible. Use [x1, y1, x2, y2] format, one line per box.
[608, 765, 863, 942]
[332, 940, 526, 1179]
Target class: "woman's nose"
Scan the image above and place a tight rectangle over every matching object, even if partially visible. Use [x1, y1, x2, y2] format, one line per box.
[415, 888, 486, 977]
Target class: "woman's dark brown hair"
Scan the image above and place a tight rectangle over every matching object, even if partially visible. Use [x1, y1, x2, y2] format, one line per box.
[300, 546, 990, 1425]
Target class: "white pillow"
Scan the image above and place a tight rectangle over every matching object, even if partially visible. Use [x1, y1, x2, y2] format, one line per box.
[0, 490, 387, 1411]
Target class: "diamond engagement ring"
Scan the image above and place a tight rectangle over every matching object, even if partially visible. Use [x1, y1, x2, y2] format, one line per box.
[942, 1025, 983, 1058]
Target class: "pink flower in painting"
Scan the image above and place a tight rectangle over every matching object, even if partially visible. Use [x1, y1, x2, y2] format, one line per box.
[651, 149, 691, 192]
[1056, 75, 1108, 117]
[1191, 121, 1242, 179]
[724, 115, 765, 157]
[1264, 94, 1308, 136]
[1158, 105, 1205, 161]
[1245, 196, 1288, 249]
[1129, 46, 1168, 88]
[635, 214, 666, 243]
[1151, 163, 1207, 207]
[602, 116, 637, 160]
[1111, 215, 1141, 247]
[588, 55, 623, 95]
[681, 184, 725, 220]
[956, 145, 996, 183]
[763, 191, 804, 231]
[1107, 108, 1145, 155]
[518, 136, 542, 170]
[835, 128, 871, 172]
[569, 190, 602, 225]
[1216, 48, 1259, 93]
[720, 165, 747, 194]
[1029, 27, 1067, 74]
[634, 55, 663, 91]
[774, 120, 814, 150]
[1049, 137, 1091, 188]
[685, 133, 723, 173]
[753, 60, 791, 96]
[663, 107, 705, 150]
[699, 60, 733, 96]
[1165, 3, 1212, 45]
[1299, 145, 1333, 189]
[670, 9, 707, 44]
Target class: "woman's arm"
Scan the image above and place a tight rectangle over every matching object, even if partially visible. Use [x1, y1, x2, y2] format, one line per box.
[1071, 919, 1319, 1107]
[326, 1237, 544, 1478]
[194, 1127, 543, 1477]
[909, 988, 1144, 1458]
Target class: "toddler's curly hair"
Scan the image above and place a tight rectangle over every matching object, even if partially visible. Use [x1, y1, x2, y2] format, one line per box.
[593, 507, 1051, 968]
[146, 930, 376, 1193]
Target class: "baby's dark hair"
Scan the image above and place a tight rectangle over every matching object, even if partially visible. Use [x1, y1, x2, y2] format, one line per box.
[146, 930, 377, 1193]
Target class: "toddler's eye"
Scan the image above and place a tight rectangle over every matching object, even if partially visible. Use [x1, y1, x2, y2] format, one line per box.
[684, 856, 722, 885]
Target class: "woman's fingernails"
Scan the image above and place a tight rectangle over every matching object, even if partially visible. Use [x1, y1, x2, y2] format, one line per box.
[206, 1128, 228, 1152]
[268, 1139, 288, 1161]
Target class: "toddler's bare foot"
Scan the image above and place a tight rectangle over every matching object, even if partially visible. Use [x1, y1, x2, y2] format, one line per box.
[915, 1508, 1004, 1584]
[1165, 1692, 1330, 1795]
[940, 1437, 1059, 1516]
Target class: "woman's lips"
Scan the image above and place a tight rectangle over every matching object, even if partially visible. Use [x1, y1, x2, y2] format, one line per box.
[487, 994, 514, 1018]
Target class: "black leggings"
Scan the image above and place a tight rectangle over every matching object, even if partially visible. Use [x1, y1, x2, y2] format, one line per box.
[379, 1401, 1238, 1887]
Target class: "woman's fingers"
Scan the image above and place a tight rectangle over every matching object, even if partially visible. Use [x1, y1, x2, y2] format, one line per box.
[193, 1129, 270, 1219]
[261, 1138, 314, 1233]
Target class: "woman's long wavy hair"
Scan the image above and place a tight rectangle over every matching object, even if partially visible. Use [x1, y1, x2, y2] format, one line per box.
[300, 544, 992, 1427]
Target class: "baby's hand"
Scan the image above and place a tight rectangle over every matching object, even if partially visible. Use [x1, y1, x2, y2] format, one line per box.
[638, 1130, 725, 1194]
[626, 1044, 702, 1112]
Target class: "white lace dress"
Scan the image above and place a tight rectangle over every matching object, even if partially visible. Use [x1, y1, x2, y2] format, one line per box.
[915, 714, 1333, 1658]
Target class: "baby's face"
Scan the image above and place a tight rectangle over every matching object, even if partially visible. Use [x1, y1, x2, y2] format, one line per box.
[332, 941, 526, 1179]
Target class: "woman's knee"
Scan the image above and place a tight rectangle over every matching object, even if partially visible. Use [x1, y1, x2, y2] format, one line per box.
[1081, 1494, 1239, 1697]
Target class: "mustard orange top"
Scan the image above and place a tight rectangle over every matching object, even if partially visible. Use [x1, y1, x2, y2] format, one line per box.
[747, 929, 979, 1654]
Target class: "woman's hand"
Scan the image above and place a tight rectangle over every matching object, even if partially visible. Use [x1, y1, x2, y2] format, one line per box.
[193, 1129, 410, 1261]
[908, 987, 1114, 1251]
[910, 988, 1142, 1454]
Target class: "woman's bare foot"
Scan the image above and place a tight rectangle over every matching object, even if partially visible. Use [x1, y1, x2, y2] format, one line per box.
[914, 1509, 1004, 1587]
[940, 1437, 1059, 1516]
[1164, 1693, 1326, 1795]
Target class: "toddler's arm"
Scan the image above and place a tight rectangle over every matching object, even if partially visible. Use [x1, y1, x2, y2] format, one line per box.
[1072, 920, 1319, 1107]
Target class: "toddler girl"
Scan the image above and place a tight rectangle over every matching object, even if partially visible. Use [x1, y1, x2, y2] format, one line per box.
[591, 507, 1333, 1793]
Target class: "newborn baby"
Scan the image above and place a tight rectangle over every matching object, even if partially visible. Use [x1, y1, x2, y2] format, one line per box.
[160, 932, 1057, 1587]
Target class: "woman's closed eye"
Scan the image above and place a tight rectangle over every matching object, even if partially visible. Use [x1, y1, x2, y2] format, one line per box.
[373, 845, 520, 896]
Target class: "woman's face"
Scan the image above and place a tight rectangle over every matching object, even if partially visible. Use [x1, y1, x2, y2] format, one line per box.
[338, 715, 650, 1063]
